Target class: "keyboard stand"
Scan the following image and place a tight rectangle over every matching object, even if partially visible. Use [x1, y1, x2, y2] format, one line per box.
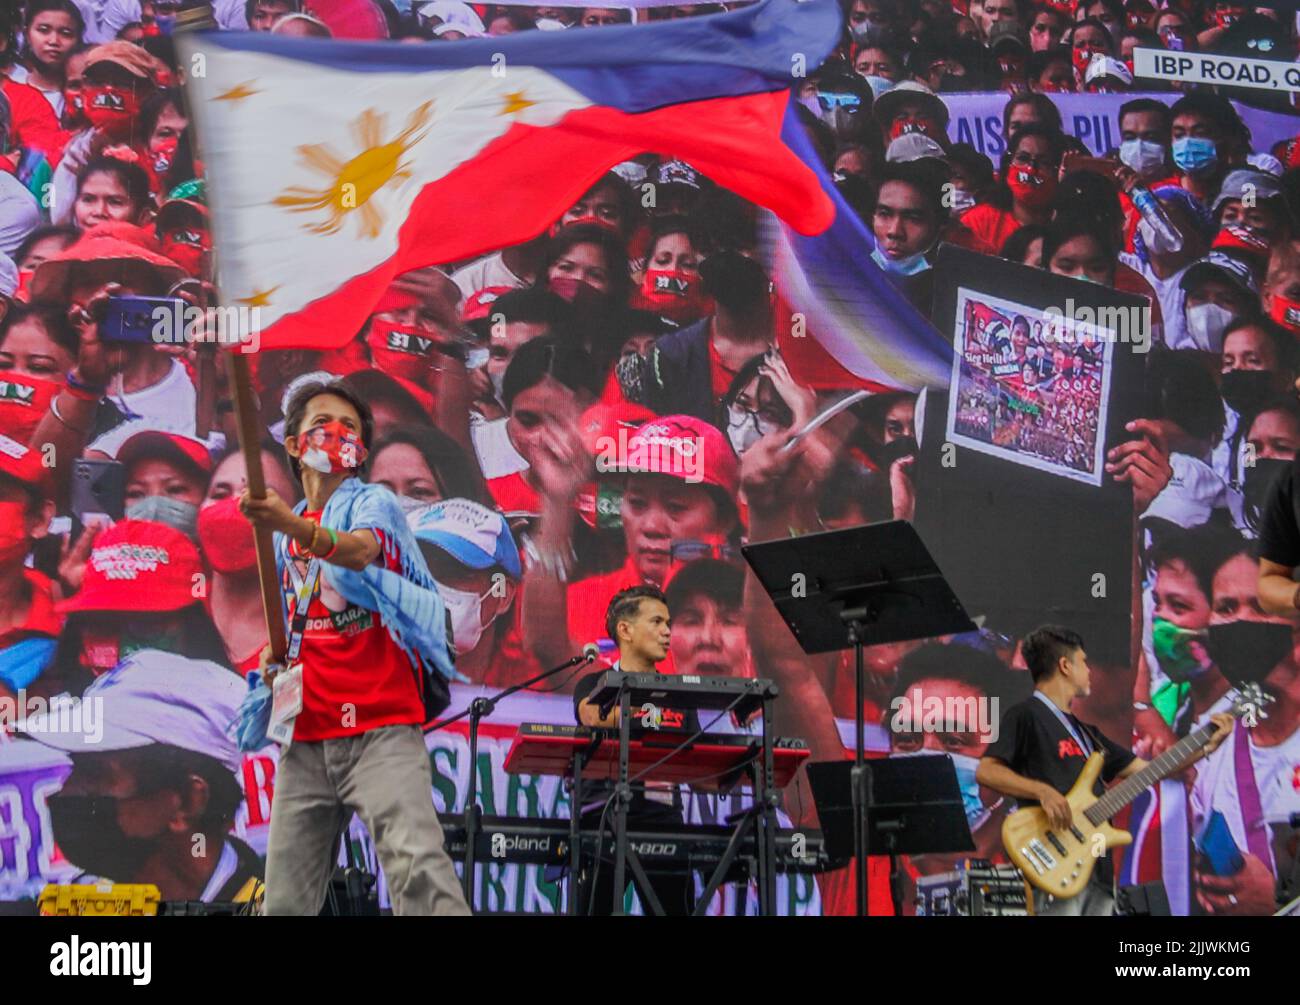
[604, 682, 780, 916]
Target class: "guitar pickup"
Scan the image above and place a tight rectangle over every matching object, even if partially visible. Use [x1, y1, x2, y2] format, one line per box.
[1028, 838, 1057, 869]
[1046, 832, 1068, 857]
[1068, 825, 1085, 843]
[1018, 846, 1045, 875]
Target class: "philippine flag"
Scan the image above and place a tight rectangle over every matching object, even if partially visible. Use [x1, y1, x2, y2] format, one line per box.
[766, 103, 954, 393]
[179, 0, 842, 351]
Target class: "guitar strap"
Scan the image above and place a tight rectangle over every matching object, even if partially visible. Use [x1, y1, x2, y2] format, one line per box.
[1033, 691, 1094, 757]
[1231, 726, 1274, 871]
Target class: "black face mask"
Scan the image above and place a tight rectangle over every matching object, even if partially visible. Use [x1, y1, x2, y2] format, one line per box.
[874, 434, 919, 469]
[48, 794, 158, 880]
[700, 250, 770, 314]
[1242, 457, 1293, 533]
[1220, 369, 1276, 416]
[1206, 620, 1293, 688]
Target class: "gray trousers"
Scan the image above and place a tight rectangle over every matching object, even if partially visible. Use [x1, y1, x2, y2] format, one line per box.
[264, 724, 470, 917]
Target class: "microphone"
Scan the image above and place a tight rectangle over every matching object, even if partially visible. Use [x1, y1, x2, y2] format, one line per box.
[582, 642, 600, 664]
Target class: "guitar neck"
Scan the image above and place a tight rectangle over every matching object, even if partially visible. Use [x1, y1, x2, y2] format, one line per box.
[1083, 722, 1217, 826]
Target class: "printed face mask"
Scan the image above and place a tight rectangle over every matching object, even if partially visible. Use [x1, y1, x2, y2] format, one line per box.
[83, 83, 140, 133]
[1006, 164, 1057, 209]
[1151, 616, 1214, 683]
[1269, 293, 1300, 333]
[368, 321, 438, 383]
[1206, 619, 1293, 688]
[639, 269, 711, 323]
[196, 496, 257, 574]
[1172, 136, 1218, 176]
[1119, 138, 1166, 176]
[890, 115, 938, 141]
[161, 229, 209, 277]
[296, 420, 367, 475]
[125, 496, 199, 539]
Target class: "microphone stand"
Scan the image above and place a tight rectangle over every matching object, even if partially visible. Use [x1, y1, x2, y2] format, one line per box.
[429, 648, 597, 908]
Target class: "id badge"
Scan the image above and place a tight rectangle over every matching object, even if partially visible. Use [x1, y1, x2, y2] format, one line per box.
[268, 663, 304, 745]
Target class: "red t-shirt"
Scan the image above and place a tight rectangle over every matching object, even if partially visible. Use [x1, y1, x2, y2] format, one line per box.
[284, 514, 425, 741]
[1, 78, 68, 165]
[487, 471, 541, 516]
[957, 203, 1022, 257]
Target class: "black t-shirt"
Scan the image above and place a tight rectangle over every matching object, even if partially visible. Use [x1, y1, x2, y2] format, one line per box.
[571, 668, 695, 821]
[1257, 457, 1300, 567]
[572, 670, 700, 734]
[984, 694, 1135, 807]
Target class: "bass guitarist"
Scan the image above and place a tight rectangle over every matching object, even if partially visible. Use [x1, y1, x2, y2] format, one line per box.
[977, 625, 1234, 915]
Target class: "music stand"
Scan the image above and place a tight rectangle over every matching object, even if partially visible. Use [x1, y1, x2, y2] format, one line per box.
[807, 757, 975, 913]
[743, 520, 975, 917]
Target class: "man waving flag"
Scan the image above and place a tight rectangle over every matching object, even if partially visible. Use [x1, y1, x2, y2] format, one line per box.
[178, 0, 841, 350]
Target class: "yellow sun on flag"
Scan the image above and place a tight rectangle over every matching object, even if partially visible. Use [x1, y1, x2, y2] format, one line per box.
[273, 102, 434, 239]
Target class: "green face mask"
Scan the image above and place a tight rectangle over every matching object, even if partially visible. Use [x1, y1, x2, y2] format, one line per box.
[1151, 616, 1213, 683]
[125, 496, 199, 539]
[596, 483, 623, 531]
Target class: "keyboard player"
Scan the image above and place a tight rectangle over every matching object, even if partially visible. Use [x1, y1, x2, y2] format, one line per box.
[571, 585, 697, 915]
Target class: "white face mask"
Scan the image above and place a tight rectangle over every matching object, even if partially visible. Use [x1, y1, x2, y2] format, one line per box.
[1184, 302, 1236, 353]
[949, 187, 977, 214]
[726, 404, 774, 456]
[441, 582, 496, 656]
[1118, 138, 1166, 178]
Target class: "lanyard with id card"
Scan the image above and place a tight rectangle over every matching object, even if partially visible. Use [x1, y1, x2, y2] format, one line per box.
[267, 556, 320, 745]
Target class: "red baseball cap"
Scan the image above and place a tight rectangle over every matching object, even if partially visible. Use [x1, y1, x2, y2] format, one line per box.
[0, 432, 51, 494]
[117, 430, 213, 480]
[58, 519, 203, 614]
[461, 286, 516, 324]
[619, 414, 739, 497]
[579, 400, 657, 457]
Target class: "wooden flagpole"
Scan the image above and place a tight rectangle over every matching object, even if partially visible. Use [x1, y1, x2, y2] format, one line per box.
[224, 349, 288, 661]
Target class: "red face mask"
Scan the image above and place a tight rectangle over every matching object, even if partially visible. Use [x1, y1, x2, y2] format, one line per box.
[1040, 79, 1075, 93]
[79, 632, 121, 676]
[556, 213, 620, 236]
[296, 420, 368, 475]
[161, 228, 210, 277]
[366, 320, 438, 383]
[83, 83, 141, 134]
[549, 276, 604, 310]
[1270, 294, 1300, 334]
[1214, 7, 1242, 27]
[0, 501, 30, 567]
[1072, 46, 1101, 78]
[0, 374, 60, 443]
[197, 496, 257, 574]
[638, 269, 712, 324]
[149, 135, 179, 182]
[1007, 164, 1057, 208]
[890, 115, 939, 141]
